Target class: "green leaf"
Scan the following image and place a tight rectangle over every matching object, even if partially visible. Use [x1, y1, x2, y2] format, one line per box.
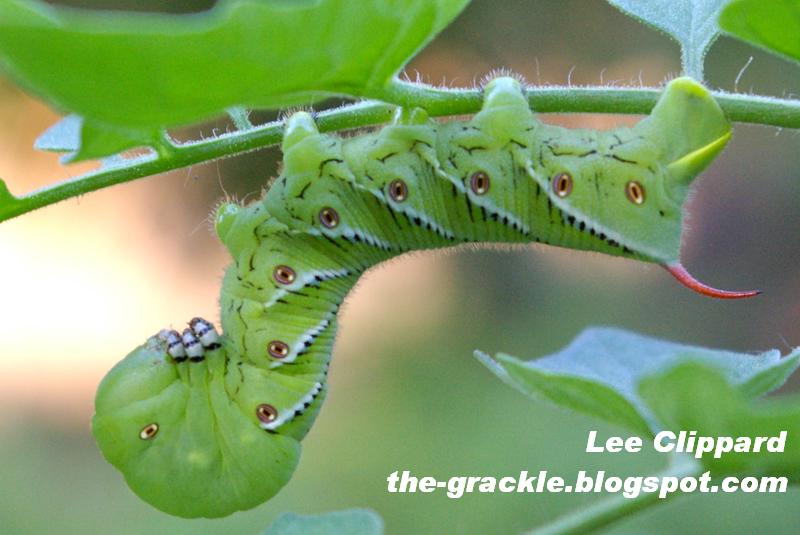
[719, 0, 800, 66]
[0, 0, 469, 159]
[263, 509, 383, 535]
[741, 349, 800, 398]
[476, 327, 800, 435]
[476, 348, 653, 435]
[66, 121, 163, 163]
[33, 114, 163, 163]
[640, 362, 800, 481]
[607, 0, 727, 79]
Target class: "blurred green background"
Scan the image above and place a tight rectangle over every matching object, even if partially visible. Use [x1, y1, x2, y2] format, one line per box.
[1, 1, 799, 533]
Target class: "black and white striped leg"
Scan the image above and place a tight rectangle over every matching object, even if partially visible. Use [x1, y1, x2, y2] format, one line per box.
[158, 329, 187, 362]
[157, 317, 221, 363]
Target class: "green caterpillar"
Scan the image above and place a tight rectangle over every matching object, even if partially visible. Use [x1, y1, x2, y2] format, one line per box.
[92, 76, 756, 518]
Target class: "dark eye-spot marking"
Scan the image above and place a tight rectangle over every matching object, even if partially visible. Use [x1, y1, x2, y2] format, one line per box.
[273, 265, 296, 285]
[470, 171, 490, 195]
[552, 172, 573, 198]
[625, 181, 646, 205]
[319, 207, 340, 228]
[256, 404, 279, 424]
[268, 340, 289, 359]
[388, 179, 408, 202]
[139, 423, 159, 440]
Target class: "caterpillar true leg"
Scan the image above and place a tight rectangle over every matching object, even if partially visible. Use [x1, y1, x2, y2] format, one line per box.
[157, 329, 186, 362]
[157, 317, 221, 362]
[189, 317, 221, 349]
[93, 75, 758, 519]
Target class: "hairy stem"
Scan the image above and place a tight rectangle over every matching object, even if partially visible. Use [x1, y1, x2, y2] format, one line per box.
[2, 81, 800, 223]
[525, 456, 702, 535]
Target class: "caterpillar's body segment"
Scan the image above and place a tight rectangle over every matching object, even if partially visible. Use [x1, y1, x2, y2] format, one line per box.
[92, 77, 752, 518]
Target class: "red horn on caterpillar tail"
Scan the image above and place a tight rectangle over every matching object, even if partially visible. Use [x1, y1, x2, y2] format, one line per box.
[664, 263, 760, 299]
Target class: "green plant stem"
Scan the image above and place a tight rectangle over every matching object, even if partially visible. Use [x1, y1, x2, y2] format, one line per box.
[526, 456, 702, 535]
[380, 79, 800, 127]
[2, 81, 800, 223]
[0, 101, 396, 222]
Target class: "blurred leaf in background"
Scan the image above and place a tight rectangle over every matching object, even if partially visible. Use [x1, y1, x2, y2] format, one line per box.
[641, 363, 800, 480]
[476, 327, 800, 435]
[719, 0, 800, 65]
[262, 509, 383, 535]
[479, 327, 800, 486]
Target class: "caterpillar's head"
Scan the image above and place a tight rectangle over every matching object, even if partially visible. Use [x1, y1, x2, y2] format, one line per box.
[538, 77, 757, 299]
[215, 201, 240, 244]
[214, 198, 280, 259]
